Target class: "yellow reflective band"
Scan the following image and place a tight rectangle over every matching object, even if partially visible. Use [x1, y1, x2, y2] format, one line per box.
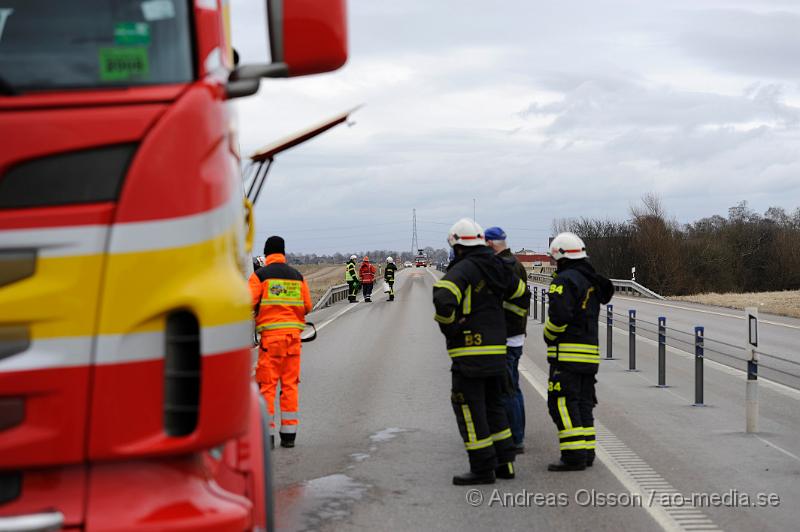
[581, 286, 595, 310]
[503, 301, 527, 317]
[545, 319, 567, 333]
[462, 405, 477, 443]
[559, 440, 587, 450]
[465, 437, 494, 451]
[559, 343, 599, 352]
[463, 285, 472, 315]
[543, 329, 558, 341]
[257, 322, 306, 331]
[448, 345, 507, 358]
[556, 354, 601, 364]
[491, 428, 512, 442]
[585, 441, 596, 450]
[433, 280, 462, 304]
[260, 299, 305, 306]
[434, 311, 456, 324]
[507, 463, 514, 475]
[557, 396, 573, 430]
[583, 427, 596, 437]
[511, 279, 526, 299]
[559, 427, 586, 439]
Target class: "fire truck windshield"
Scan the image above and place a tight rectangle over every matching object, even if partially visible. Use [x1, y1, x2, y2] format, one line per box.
[0, 0, 193, 94]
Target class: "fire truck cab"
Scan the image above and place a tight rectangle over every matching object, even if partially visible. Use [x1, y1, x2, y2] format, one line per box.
[0, 1, 347, 530]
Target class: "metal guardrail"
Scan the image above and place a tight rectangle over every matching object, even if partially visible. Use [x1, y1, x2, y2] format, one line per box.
[527, 273, 665, 300]
[312, 283, 350, 312]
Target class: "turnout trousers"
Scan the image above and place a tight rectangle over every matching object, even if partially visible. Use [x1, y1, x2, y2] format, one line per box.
[386, 280, 394, 300]
[547, 365, 597, 465]
[451, 371, 516, 473]
[256, 332, 302, 438]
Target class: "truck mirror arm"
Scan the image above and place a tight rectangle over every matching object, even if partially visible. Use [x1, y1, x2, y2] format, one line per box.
[226, 62, 290, 99]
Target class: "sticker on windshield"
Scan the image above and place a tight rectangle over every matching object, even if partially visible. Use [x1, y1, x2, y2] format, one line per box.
[99, 47, 149, 81]
[0, 8, 13, 43]
[114, 22, 150, 45]
[142, 0, 176, 21]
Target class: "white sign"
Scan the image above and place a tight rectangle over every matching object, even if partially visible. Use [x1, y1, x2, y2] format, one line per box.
[142, 0, 176, 21]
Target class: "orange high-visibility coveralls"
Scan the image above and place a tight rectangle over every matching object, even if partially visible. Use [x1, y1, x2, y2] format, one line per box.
[249, 253, 312, 440]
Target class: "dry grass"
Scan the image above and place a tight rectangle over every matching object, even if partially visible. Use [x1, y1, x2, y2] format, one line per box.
[672, 290, 800, 319]
[295, 264, 345, 304]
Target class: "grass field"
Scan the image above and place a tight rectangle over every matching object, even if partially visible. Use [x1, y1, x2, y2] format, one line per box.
[295, 264, 345, 304]
[672, 290, 800, 319]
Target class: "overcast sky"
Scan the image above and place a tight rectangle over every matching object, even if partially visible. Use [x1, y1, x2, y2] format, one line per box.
[231, 0, 800, 254]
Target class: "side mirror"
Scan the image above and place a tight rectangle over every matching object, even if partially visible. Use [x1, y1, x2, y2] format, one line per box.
[228, 0, 348, 98]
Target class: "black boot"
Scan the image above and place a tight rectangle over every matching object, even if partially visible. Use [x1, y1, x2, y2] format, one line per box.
[495, 462, 515, 479]
[270, 435, 275, 449]
[453, 470, 495, 486]
[348, 296, 356, 303]
[279, 432, 296, 448]
[547, 460, 586, 472]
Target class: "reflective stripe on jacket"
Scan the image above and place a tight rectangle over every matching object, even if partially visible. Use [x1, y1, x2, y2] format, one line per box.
[249, 253, 313, 336]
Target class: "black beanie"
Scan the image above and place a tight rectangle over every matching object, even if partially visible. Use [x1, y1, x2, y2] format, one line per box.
[264, 235, 285, 256]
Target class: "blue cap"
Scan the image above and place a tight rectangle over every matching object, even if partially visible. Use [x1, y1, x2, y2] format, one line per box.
[484, 226, 507, 241]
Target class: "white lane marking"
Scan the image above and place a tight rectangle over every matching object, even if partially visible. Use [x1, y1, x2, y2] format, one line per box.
[754, 434, 800, 464]
[608, 325, 800, 402]
[427, 268, 440, 282]
[519, 359, 720, 532]
[314, 300, 360, 332]
[612, 295, 800, 331]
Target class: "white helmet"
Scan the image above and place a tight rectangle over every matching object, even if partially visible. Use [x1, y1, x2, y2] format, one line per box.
[387, 256, 394, 263]
[549, 232, 587, 261]
[447, 218, 486, 248]
[350, 254, 357, 260]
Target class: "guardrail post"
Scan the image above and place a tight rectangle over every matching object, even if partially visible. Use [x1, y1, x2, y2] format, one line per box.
[693, 326, 704, 406]
[532, 289, 538, 320]
[606, 304, 613, 359]
[657, 317, 667, 387]
[540, 288, 546, 324]
[628, 309, 638, 371]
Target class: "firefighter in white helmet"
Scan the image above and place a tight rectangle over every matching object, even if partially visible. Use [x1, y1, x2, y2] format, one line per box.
[544, 232, 614, 471]
[384, 256, 397, 301]
[432, 218, 526, 485]
[345, 254, 359, 303]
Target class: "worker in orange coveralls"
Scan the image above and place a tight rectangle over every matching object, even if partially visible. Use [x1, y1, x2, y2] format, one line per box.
[249, 236, 312, 448]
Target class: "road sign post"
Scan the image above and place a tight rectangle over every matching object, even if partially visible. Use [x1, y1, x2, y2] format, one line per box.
[693, 326, 705, 406]
[658, 316, 667, 387]
[532, 288, 538, 320]
[606, 304, 614, 359]
[628, 309, 638, 371]
[745, 307, 759, 433]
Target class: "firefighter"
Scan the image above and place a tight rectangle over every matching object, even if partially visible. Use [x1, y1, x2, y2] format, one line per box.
[359, 256, 377, 302]
[346, 254, 359, 303]
[485, 226, 530, 454]
[384, 256, 397, 301]
[249, 236, 313, 448]
[544, 232, 613, 471]
[433, 218, 527, 485]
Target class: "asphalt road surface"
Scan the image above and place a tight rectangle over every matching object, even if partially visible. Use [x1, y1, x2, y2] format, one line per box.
[269, 269, 800, 532]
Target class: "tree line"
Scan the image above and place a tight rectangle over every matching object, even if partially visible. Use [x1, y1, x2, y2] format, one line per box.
[286, 247, 450, 266]
[553, 194, 800, 296]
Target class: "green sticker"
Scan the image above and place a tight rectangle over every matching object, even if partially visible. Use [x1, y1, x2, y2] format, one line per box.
[99, 47, 149, 81]
[114, 22, 150, 45]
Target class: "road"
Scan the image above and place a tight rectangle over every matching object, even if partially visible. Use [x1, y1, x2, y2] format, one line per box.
[269, 268, 800, 532]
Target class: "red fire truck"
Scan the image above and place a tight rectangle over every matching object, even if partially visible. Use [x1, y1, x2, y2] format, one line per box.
[0, 1, 347, 530]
